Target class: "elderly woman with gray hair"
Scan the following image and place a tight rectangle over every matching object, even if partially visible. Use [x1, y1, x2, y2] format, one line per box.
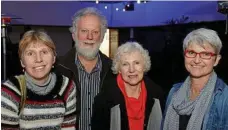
[162, 28, 228, 130]
[91, 42, 164, 130]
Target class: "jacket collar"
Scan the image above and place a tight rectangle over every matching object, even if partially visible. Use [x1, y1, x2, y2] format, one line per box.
[60, 47, 112, 89]
[214, 78, 227, 94]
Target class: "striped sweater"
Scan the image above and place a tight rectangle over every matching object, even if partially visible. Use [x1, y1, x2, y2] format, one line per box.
[1, 74, 77, 130]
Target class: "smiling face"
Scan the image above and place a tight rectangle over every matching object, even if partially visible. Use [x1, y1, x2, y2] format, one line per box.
[119, 51, 145, 87]
[184, 42, 221, 79]
[72, 14, 102, 60]
[21, 42, 56, 84]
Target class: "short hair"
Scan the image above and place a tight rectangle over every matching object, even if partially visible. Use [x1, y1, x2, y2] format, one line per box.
[18, 30, 56, 59]
[183, 28, 222, 54]
[112, 41, 151, 74]
[70, 7, 107, 37]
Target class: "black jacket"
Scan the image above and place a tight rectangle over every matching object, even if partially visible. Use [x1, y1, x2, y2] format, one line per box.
[91, 76, 164, 130]
[55, 47, 113, 128]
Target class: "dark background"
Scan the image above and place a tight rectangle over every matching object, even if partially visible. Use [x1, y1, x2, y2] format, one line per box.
[117, 20, 228, 94]
[2, 20, 228, 95]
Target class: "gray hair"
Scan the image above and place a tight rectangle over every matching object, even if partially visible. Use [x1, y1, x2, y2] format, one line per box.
[183, 28, 222, 54]
[112, 41, 151, 74]
[70, 7, 107, 39]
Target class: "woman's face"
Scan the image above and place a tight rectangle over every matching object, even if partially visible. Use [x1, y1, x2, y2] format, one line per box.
[184, 42, 221, 79]
[20, 42, 56, 84]
[119, 51, 145, 87]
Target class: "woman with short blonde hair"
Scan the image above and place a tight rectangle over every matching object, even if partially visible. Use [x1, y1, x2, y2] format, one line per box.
[1, 30, 77, 130]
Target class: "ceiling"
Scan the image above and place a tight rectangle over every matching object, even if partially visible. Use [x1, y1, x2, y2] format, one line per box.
[1, 1, 226, 27]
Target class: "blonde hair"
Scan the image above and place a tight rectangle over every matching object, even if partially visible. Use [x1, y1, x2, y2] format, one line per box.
[18, 30, 56, 59]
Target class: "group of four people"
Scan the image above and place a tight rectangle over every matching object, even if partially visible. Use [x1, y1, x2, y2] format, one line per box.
[1, 7, 228, 130]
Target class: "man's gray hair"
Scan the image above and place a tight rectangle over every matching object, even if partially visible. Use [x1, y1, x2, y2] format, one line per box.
[70, 7, 107, 38]
[112, 41, 151, 74]
[183, 28, 222, 54]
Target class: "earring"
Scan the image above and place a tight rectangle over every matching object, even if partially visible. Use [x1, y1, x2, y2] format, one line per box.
[52, 66, 54, 68]
[22, 68, 25, 72]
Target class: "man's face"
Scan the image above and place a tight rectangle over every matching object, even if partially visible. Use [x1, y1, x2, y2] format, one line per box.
[72, 14, 103, 60]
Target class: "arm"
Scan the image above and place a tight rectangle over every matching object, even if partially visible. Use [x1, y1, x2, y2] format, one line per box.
[61, 80, 77, 130]
[224, 94, 228, 129]
[91, 93, 110, 130]
[220, 84, 228, 129]
[1, 80, 20, 130]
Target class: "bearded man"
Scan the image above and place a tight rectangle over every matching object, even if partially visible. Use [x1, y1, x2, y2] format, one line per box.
[57, 7, 113, 130]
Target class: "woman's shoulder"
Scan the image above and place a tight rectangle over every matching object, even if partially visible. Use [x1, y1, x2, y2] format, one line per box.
[49, 73, 75, 97]
[215, 78, 228, 100]
[2, 75, 24, 99]
[169, 83, 183, 93]
[2, 75, 23, 89]
[102, 74, 118, 91]
[95, 77, 122, 105]
[97, 80, 119, 99]
[166, 83, 183, 99]
[144, 76, 164, 96]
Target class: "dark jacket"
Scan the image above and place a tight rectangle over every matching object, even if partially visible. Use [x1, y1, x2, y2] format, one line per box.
[91, 76, 164, 130]
[55, 47, 113, 128]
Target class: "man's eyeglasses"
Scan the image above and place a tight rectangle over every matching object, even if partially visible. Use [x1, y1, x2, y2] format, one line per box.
[184, 50, 217, 59]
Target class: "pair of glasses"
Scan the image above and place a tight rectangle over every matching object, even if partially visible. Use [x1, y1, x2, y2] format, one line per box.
[184, 49, 217, 59]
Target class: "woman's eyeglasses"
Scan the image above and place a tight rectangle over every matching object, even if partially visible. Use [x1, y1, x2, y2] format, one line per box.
[184, 50, 217, 60]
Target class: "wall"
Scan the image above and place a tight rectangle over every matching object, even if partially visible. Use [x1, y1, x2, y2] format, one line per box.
[8, 25, 72, 56]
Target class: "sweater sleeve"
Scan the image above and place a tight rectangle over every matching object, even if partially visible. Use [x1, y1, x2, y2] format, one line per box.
[61, 79, 77, 130]
[1, 79, 20, 130]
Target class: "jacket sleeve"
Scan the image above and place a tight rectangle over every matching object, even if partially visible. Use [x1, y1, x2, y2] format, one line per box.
[91, 93, 110, 130]
[1, 80, 20, 130]
[224, 93, 228, 129]
[219, 83, 228, 129]
[61, 80, 77, 130]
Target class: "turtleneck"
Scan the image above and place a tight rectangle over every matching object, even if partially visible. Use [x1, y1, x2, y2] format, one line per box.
[25, 72, 57, 95]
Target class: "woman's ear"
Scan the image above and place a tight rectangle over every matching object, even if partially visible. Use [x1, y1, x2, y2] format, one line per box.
[214, 55, 221, 67]
[53, 56, 56, 64]
[20, 59, 25, 68]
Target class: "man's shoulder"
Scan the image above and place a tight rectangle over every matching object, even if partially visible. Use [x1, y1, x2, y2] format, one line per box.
[58, 48, 76, 64]
[54, 64, 74, 79]
[95, 76, 120, 101]
[55, 48, 76, 70]
[99, 51, 112, 66]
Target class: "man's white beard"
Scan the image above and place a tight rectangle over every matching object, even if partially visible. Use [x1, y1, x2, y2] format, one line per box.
[75, 40, 101, 60]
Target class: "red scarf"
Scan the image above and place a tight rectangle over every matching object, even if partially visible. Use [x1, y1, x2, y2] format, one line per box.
[117, 74, 147, 130]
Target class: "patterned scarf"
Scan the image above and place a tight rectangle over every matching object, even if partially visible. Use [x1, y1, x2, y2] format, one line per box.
[163, 71, 217, 130]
